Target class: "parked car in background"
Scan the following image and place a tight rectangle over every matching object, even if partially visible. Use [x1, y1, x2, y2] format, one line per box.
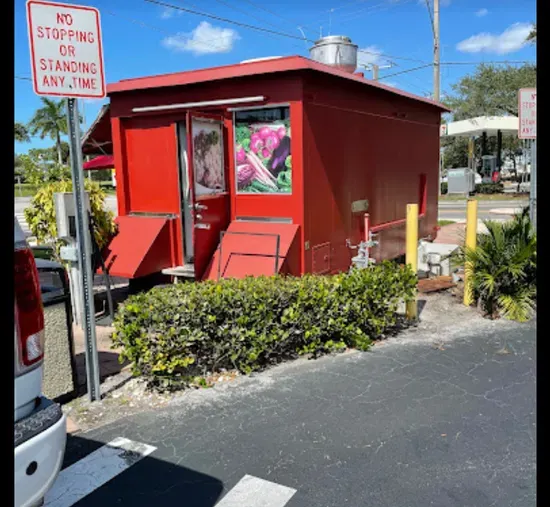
[14, 217, 66, 507]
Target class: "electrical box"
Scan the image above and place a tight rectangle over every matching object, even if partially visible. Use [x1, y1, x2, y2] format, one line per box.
[351, 199, 369, 214]
[448, 168, 475, 195]
[54, 192, 91, 240]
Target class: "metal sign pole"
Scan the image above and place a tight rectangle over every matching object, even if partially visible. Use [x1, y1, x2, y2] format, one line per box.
[530, 140, 536, 229]
[66, 97, 101, 402]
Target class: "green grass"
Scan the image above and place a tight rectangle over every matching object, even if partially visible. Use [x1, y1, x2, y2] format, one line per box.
[438, 220, 456, 227]
[440, 193, 529, 201]
[14, 184, 40, 197]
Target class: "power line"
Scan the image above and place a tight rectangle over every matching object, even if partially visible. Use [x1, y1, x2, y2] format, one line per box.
[424, 0, 435, 38]
[208, 0, 295, 33]
[440, 61, 536, 65]
[239, 0, 310, 33]
[377, 63, 433, 80]
[102, 7, 253, 53]
[146, 0, 430, 64]
[145, 0, 309, 41]
[300, 0, 387, 30]
[15, 76, 32, 81]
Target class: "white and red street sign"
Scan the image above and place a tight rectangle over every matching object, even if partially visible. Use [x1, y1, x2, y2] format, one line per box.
[518, 88, 536, 139]
[26, 0, 106, 99]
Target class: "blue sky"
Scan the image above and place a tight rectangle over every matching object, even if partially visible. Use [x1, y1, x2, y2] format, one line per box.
[15, 0, 536, 154]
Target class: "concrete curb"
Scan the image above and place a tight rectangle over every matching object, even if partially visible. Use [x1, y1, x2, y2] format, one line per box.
[489, 208, 524, 215]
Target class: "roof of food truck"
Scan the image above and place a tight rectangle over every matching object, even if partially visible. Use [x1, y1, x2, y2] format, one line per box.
[107, 55, 450, 112]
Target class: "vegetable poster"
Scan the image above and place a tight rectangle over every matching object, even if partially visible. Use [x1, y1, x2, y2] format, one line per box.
[234, 107, 292, 194]
[192, 119, 225, 196]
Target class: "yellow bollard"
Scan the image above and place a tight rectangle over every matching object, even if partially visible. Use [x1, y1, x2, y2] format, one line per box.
[463, 199, 478, 306]
[406, 203, 419, 320]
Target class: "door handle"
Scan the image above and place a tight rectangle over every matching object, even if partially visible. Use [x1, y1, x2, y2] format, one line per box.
[194, 203, 208, 211]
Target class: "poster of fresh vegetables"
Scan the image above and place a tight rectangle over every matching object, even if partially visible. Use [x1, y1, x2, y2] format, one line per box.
[234, 107, 292, 194]
[192, 119, 225, 196]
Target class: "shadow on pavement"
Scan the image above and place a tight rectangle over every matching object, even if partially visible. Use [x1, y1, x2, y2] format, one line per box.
[74, 351, 129, 390]
[63, 434, 224, 506]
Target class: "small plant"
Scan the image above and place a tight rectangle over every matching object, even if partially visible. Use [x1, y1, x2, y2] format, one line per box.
[441, 182, 448, 195]
[453, 208, 536, 321]
[24, 180, 116, 256]
[112, 262, 417, 390]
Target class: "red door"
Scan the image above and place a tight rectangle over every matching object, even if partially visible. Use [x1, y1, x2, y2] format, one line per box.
[186, 112, 231, 279]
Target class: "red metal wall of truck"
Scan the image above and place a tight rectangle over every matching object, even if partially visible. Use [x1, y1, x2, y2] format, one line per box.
[92, 57, 446, 280]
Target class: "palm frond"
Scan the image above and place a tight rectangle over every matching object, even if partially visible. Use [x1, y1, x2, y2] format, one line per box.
[498, 287, 536, 322]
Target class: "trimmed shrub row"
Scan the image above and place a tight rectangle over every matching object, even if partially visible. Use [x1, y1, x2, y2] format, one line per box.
[113, 262, 417, 389]
[475, 182, 504, 194]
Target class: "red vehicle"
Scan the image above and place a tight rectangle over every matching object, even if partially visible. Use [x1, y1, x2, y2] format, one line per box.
[82, 56, 448, 283]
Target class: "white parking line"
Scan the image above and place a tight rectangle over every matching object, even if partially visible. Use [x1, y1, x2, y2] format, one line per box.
[215, 474, 297, 507]
[44, 437, 157, 507]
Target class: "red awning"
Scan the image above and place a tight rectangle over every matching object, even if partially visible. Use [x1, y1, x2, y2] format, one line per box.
[101, 215, 174, 278]
[203, 221, 300, 280]
[83, 155, 114, 171]
[82, 104, 112, 156]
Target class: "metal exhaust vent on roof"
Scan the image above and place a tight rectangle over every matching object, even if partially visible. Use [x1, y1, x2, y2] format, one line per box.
[309, 35, 358, 74]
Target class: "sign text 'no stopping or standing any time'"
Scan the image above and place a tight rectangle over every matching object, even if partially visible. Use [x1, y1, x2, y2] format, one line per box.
[518, 88, 536, 140]
[26, 0, 105, 99]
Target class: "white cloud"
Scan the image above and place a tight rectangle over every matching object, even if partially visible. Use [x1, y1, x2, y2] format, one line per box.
[456, 22, 532, 54]
[475, 8, 488, 17]
[162, 22, 240, 55]
[357, 45, 383, 67]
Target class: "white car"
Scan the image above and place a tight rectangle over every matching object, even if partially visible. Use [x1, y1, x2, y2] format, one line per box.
[14, 218, 66, 507]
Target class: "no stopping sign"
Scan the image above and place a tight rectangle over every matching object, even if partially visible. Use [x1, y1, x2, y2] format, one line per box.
[26, 0, 106, 98]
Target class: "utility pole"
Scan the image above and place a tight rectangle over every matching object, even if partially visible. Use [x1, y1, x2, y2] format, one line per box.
[361, 63, 394, 81]
[433, 0, 440, 101]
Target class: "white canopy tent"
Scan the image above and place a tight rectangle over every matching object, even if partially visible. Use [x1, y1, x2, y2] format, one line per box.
[441, 116, 519, 138]
[440, 116, 520, 182]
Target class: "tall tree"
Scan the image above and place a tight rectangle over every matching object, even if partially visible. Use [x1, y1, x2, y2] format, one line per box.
[14, 122, 30, 143]
[444, 64, 537, 120]
[28, 98, 68, 164]
[527, 24, 536, 43]
[29, 141, 70, 165]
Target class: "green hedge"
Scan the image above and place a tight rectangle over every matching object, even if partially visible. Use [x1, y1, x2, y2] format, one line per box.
[113, 262, 417, 389]
[441, 182, 448, 195]
[475, 182, 504, 194]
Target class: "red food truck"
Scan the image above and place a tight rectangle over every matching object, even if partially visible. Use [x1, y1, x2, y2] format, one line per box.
[82, 55, 449, 283]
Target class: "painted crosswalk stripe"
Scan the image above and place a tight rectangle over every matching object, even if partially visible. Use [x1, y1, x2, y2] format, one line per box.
[44, 437, 157, 507]
[215, 474, 297, 507]
[15, 214, 31, 235]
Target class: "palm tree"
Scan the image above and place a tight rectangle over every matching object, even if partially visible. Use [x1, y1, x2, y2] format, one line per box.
[14, 122, 30, 143]
[454, 208, 536, 322]
[28, 98, 68, 164]
[527, 24, 536, 43]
